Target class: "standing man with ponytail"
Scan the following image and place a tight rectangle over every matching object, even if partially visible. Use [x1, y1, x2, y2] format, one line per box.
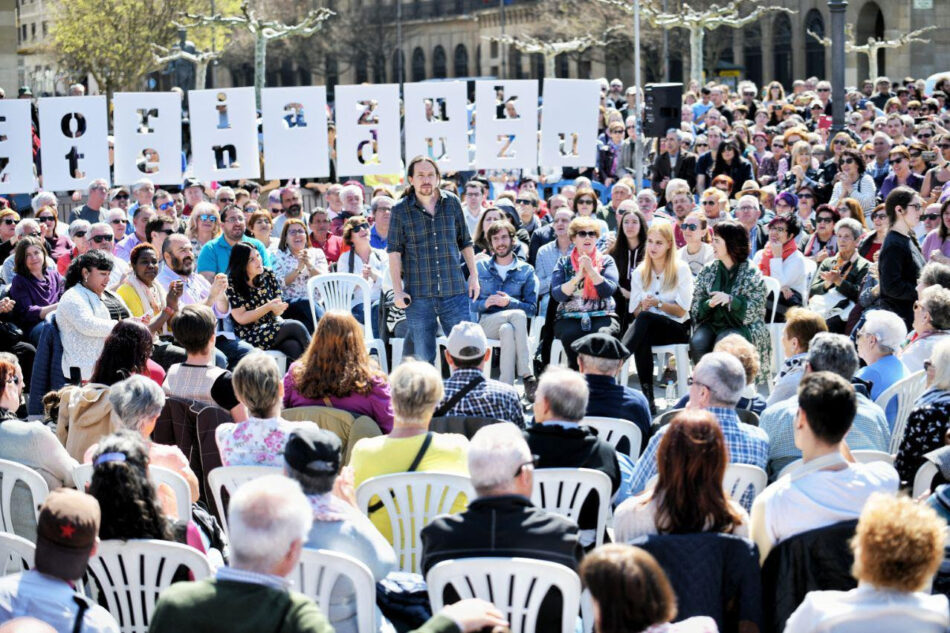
[388, 156, 480, 363]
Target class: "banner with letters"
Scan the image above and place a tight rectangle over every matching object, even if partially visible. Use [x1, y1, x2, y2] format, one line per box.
[0, 79, 601, 195]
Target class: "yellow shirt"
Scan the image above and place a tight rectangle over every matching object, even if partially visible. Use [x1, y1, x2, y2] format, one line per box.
[116, 283, 145, 317]
[350, 432, 470, 562]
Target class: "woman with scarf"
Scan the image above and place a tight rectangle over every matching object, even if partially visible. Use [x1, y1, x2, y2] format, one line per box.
[753, 214, 806, 322]
[608, 207, 648, 332]
[808, 218, 870, 333]
[551, 216, 620, 369]
[802, 205, 840, 265]
[597, 122, 625, 185]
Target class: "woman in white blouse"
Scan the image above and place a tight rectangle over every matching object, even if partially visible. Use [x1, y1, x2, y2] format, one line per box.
[620, 220, 693, 413]
[337, 215, 389, 338]
[677, 211, 715, 276]
[829, 147, 879, 213]
[752, 214, 807, 322]
[57, 250, 123, 383]
[271, 217, 328, 334]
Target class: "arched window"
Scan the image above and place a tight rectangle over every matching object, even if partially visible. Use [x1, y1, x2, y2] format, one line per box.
[530, 53, 544, 79]
[355, 53, 369, 84]
[555, 53, 569, 78]
[412, 47, 426, 82]
[772, 13, 793, 89]
[432, 46, 447, 79]
[856, 2, 885, 80]
[743, 22, 762, 90]
[804, 9, 826, 79]
[373, 53, 386, 83]
[511, 48, 523, 79]
[325, 55, 339, 101]
[392, 50, 405, 84]
[454, 44, 469, 78]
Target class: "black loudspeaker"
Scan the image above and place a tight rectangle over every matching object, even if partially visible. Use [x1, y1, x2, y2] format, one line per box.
[643, 83, 683, 138]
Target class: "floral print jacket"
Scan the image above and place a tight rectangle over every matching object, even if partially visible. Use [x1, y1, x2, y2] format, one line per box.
[215, 416, 312, 467]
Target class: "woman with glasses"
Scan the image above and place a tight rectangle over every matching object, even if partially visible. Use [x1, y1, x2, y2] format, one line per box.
[908, 142, 932, 178]
[795, 186, 819, 241]
[678, 211, 714, 276]
[104, 208, 129, 243]
[270, 218, 327, 335]
[879, 187, 926, 327]
[34, 205, 71, 261]
[829, 148, 876, 213]
[571, 187, 610, 238]
[8, 236, 64, 345]
[808, 218, 870, 333]
[246, 210, 276, 249]
[185, 202, 221, 253]
[816, 132, 853, 203]
[55, 220, 91, 276]
[337, 215, 389, 338]
[608, 207, 648, 331]
[803, 205, 840, 264]
[880, 146, 924, 199]
[699, 188, 729, 227]
[920, 134, 950, 202]
[753, 215, 807, 322]
[551, 216, 620, 369]
[894, 339, 950, 487]
[834, 197, 867, 229]
[710, 139, 754, 190]
[689, 221, 770, 374]
[921, 199, 950, 264]
[620, 221, 692, 413]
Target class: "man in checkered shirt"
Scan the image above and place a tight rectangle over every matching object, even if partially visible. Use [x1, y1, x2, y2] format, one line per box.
[436, 322, 524, 427]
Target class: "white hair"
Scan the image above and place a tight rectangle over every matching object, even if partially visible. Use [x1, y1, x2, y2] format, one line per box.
[468, 422, 531, 493]
[341, 184, 364, 202]
[67, 220, 91, 238]
[103, 209, 126, 222]
[692, 352, 745, 406]
[930, 338, 950, 391]
[14, 220, 38, 238]
[31, 191, 57, 212]
[89, 222, 112, 236]
[215, 186, 235, 200]
[131, 178, 154, 193]
[109, 375, 165, 434]
[537, 367, 588, 422]
[228, 475, 313, 574]
[862, 310, 907, 353]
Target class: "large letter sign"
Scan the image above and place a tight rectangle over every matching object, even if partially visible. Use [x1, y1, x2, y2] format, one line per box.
[474, 80, 538, 170]
[261, 86, 330, 180]
[335, 84, 401, 176]
[113, 92, 183, 186]
[403, 81, 470, 173]
[39, 96, 110, 191]
[189, 87, 260, 182]
[0, 100, 35, 195]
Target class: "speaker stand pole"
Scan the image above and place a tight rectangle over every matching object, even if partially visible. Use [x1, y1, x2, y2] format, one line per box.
[633, 0, 643, 193]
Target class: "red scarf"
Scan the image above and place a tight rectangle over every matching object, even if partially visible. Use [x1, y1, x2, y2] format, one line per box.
[758, 239, 798, 277]
[570, 247, 604, 301]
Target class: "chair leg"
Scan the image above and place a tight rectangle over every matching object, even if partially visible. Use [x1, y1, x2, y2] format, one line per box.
[391, 338, 404, 369]
[674, 346, 690, 397]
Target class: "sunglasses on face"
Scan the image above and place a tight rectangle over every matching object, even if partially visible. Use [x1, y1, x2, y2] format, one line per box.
[939, 144, 950, 150]
[1, 219, 16, 226]
[919, 133, 933, 139]
[576, 199, 595, 205]
[574, 230, 599, 238]
[922, 213, 940, 221]
[889, 157, 906, 165]
[72, 231, 87, 239]
[910, 152, 922, 158]
[799, 194, 815, 200]
[353, 223, 371, 232]
[218, 197, 235, 203]
[701, 200, 718, 206]
[680, 223, 700, 231]
[816, 216, 835, 224]
[516, 199, 537, 206]
[840, 158, 856, 165]
[113, 194, 129, 200]
[110, 219, 127, 225]
[91, 234, 113, 243]
[872, 212, 887, 220]
[37, 216, 56, 223]
[198, 214, 218, 222]
[833, 139, 848, 145]
[158, 201, 175, 211]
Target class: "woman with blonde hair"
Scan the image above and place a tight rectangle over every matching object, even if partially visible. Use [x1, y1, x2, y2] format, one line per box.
[621, 220, 693, 413]
[185, 201, 221, 252]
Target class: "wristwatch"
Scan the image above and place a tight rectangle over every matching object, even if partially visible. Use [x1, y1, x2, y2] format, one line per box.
[657, 300, 664, 310]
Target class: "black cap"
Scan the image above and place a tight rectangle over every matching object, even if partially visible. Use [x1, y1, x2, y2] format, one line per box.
[284, 427, 342, 476]
[571, 333, 630, 361]
[182, 177, 203, 190]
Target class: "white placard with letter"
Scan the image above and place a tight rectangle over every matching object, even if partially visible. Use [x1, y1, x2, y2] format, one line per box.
[261, 86, 330, 180]
[474, 80, 538, 170]
[188, 87, 260, 182]
[540, 79, 600, 168]
[113, 92, 183, 186]
[0, 100, 35, 195]
[335, 84, 401, 176]
[38, 96, 110, 191]
[403, 81, 470, 172]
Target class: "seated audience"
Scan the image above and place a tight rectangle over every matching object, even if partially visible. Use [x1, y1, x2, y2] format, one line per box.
[527, 366, 621, 546]
[754, 214, 806, 322]
[57, 251, 120, 383]
[34, 205, 71, 262]
[672, 334, 768, 415]
[802, 205, 840, 264]
[534, 207, 574, 317]
[247, 210, 275, 249]
[855, 309, 909, 426]
[631, 353, 769, 510]
[226, 242, 310, 362]
[55, 219, 91, 275]
[270, 217, 328, 334]
[215, 352, 311, 466]
[0, 490, 119, 632]
[900, 285, 950, 372]
[894, 339, 950, 487]
[785, 494, 948, 632]
[350, 360, 469, 542]
[767, 308, 828, 406]
[7, 237, 63, 345]
[615, 409, 749, 543]
[678, 210, 714, 276]
[750, 372, 899, 562]
[579, 544, 717, 633]
[308, 207, 344, 265]
[283, 311, 394, 433]
[197, 203, 272, 281]
[436, 322, 524, 426]
[760, 333, 889, 478]
[283, 427, 396, 633]
[808, 218, 870, 333]
[337, 215, 388, 339]
[164, 304, 247, 421]
[573, 333, 651, 445]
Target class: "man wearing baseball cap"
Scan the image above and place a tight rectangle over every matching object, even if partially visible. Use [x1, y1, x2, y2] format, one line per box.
[0, 490, 119, 632]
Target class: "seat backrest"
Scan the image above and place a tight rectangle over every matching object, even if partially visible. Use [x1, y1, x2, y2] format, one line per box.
[582, 417, 643, 458]
[913, 461, 941, 499]
[426, 557, 582, 633]
[282, 406, 382, 465]
[355, 472, 474, 573]
[813, 607, 949, 633]
[289, 549, 377, 633]
[531, 468, 612, 547]
[723, 464, 768, 504]
[763, 276, 781, 325]
[87, 539, 212, 633]
[736, 409, 760, 427]
[73, 464, 191, 521]
[849, 450, 894, 465]
[207, 465, 282, 535]
[876, 369, 927, 452]
[308, 273, 372, 334]
[0, 459, 49, 536]
[429, 416, 505, 439]
[0, 532, 35, 575]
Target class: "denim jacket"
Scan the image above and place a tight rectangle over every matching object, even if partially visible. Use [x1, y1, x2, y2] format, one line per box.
[473, 256, 538, 316]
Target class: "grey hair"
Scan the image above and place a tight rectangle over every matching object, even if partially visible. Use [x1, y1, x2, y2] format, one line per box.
[215, 186, 235, 200]
[14, 220, 38, 238]
[370, 195, 394, 214]
[919, 261, 950, 290]
[835, 218, 864, 241]
[390, 360, 444, 424]
[861, 310, 907, 353]
[109, 375, 165, 434]
[537, 366, 588, 422]
[636, 189, 657, 202]
[930, 339, 950, 391]
[228, 475, 312, 574]
[68, 220, 91, 238]
[89, 221, 112, 236]
[341, 184, 364, 201]
[232, 352, 282, 418]
[920, 285, 950, 330]
[31, 191, 57, 212]
[692, 352, 745, 406]
[579, 353, 623, 376]
[131, 178, 154, 193]
[666, 128, 682, 139]
[468, 422, 531, 494]
[103, 208, 126, 222]
[807, 333, 859, 379]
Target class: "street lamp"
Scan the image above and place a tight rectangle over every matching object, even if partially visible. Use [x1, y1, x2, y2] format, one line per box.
[829, 0, 847, 132]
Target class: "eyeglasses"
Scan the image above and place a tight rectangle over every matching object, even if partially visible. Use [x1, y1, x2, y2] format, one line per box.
[910, 152, 922, 159]
[574, 230, 599, 238]
[287, 229, 308, 237]
[701, 200, 718, 206]
[769, 226, 788, 233]
[254, 219, 272, 225]
[198, 214, 218, 222]
[922, 213, 940, 221]
[906, 202, 922, 211]
[516, 199, 537, 206]
[576, 199, 595, 206]
[218, 197, 235, 203]
[925, 360, 934, 372]
[609, 130, 624, 135]
[919, 133, 933, 139]
[353, 223, 371, 232]
[72, 231, 87, 239]
[91, 234, 113, 243]
[110, 219, 127, 225]
[840, 158, 856, 165]
[680, 223, 700, 231]
[817, 87, 831, 92]
[37, 215, 56, 223]
[687, 377, 709, 389]
[939, 144, 950, 149]
[816, 216, 835, 224]
[871, 212, 887, 221]
[6, 376, 19, 386]
[224, 216, 244, 224]
[696, 142, 709, 147]
[513, 455, 540, 478]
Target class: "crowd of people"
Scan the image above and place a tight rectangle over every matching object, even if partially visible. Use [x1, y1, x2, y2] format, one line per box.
[1, 71, 950, 633]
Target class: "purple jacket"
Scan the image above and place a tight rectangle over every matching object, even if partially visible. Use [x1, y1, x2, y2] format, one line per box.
[9, 270, 65, 330]
[282, 361, 395, 433]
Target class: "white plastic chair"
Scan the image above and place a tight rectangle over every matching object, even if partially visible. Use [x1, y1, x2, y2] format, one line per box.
[289, 549, 377, 633]
[802, 258, 817, 301]
[0, 458, 49, 535]
[265, 349, 288, 375]
[651, 344, 691, 397]
[723, 464, 768, 504]
[913, 461, 940, 499]
[355, 472, 474, 573]
[850, 450, 895, 465]
[763, 276, 783, 376]
[582, 417, 643, 458]
[876, 370, 928, 453]
[207, 465, 282, 536]
[308, 273, 388, 372]
[86, 539, 212, 633]
[531, 468, 612, 547]
[72, 464, 192, 521]
[0, 532, 35, 575]
[427, 557, 582, 633]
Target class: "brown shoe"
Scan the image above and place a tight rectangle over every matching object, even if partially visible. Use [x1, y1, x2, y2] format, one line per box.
[522, 376, 538, 403]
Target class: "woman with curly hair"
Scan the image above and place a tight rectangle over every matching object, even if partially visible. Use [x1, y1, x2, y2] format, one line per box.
[90, 319, 165, 386]
[283, 311, 394, 433]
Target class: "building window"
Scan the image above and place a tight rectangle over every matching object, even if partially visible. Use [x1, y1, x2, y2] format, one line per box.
[432, 45, 447, 78]
[804, 9, 826, 79]
[772, 13, 793, 88]
[411, 47, 425, 82]
[454, 44, 469, 78]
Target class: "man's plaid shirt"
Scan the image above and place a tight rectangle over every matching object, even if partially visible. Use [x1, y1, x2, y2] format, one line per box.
[437, 369, 525, 427]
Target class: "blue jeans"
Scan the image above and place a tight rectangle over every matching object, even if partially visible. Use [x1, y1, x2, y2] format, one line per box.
[404, 293, 472, 364]
[352, 301, 380, 339]
[215, 335, 255, 369]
